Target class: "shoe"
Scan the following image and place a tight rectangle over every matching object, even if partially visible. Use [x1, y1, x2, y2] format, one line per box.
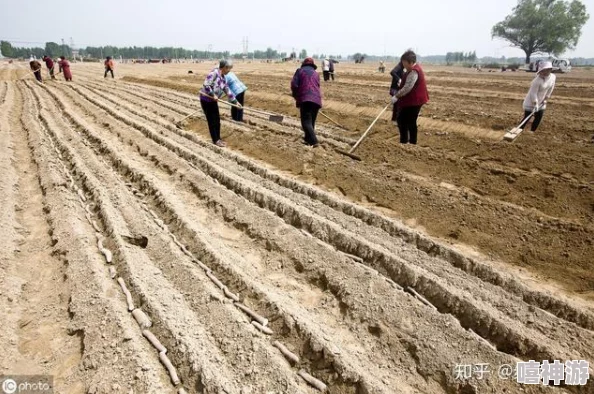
[215, 140, 226, 147]
[392, 121, 398, 126]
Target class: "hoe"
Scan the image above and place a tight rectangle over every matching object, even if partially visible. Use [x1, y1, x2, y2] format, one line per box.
[503, 108, 536, 142]
[336, 103, 391, 161]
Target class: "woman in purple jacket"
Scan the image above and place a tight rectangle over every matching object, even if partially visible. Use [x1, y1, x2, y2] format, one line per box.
[291, 57, 322, 147]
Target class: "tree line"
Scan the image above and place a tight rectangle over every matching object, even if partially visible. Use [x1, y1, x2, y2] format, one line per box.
[445, 51, 478, 65]
[1, 41, 73, 58]
[1, 41, 313, 60]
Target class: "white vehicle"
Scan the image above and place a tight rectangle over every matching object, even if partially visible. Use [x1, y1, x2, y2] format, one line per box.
[551, 57, 571, 73]
[526, 57, 572, 73]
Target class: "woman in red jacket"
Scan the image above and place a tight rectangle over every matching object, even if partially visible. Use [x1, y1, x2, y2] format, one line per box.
[392, 50, 429, 144]
[58, 56, 73, 81]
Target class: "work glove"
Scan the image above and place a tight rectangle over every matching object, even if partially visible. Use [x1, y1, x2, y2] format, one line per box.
[391, 96, 398, 104]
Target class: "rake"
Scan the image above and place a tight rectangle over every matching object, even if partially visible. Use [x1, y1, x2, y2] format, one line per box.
[319, 110, 346, 129]
[200, 92, 284, 123]
[336, 103, 391, 161]
[175, 109, 202, 128]
[503, 108, 536, 142]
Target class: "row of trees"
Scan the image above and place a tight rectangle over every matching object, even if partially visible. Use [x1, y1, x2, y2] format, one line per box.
[0, 41, 311, 61]
[445, 51, 478, 65]
[1, 41, 72, 58]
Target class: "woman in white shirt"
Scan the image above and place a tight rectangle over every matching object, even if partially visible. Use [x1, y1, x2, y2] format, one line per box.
[522, 61, 556, 132]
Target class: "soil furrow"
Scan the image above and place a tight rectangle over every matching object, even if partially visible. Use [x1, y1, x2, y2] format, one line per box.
[26, 82, 261, 393]
[40, 77, 421, 394]
[76, 79, 594, 333]
[19, 82, 171, 393]
[39, 80, 568, 394]
[42, 79, 592, 370]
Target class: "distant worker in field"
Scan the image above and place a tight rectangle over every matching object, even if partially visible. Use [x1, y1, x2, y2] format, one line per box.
[328, 59, 335, 80]
[379, 60, 386, 73]
[199, 59, 241, 147]
[58, 56, 72, 81]
[29, 60, 42, 83]
[322, 57, 331, 81]
[225, 70, 247, 122]
[389, 61, 404, 124]
[391, 50, 429, 144]
[291, 57, 322, 147]
[521, 61, 556, 132]
[42, 55, 55, 79]
[104, 56, 115, 78]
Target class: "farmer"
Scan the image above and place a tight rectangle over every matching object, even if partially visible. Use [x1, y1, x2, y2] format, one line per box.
[29, 60, 42, 83]
[521, 61, 556, 132]
[379, 60, 386, 73]
[291, 57, 322, 147]
[328, 59, 335, 81]
[104, 56, 115, 78]
[58, 56, 72, 81]
[392, 50, 429, 144]
[42, 55, 55, 79]
[322, 57, 331, 81]
[199, 59, 241, 147]
[389, 61, 405, 124]
[225, 70, 247, 122]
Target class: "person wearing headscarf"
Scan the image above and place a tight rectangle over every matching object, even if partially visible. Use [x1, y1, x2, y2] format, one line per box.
[199, 59, 241, 147]
[291, 57, 322, 147]
[58, 56, 72, 81]
[521, 61, 556, 132]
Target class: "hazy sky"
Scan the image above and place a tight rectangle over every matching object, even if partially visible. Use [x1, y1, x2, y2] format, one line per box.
[1, 0, 593, 58]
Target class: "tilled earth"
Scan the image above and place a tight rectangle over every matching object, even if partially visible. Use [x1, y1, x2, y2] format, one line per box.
[0, 61, 592, 394]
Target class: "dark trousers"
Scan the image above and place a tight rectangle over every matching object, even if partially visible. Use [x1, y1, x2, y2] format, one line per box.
[200, 100, 221, 143]
[104, 68, 114, 78]
[329, 71, 335, 81]
[33, 70, 42, 82]
[48, 67, 55, 79]
[231, 92, 245, 121]
[523, 110, 545, 131]
[323, 71, 330, 81]
[300, 102, 320, 145]
[396, 105, 422, 144]
[391, 103, 399, 121]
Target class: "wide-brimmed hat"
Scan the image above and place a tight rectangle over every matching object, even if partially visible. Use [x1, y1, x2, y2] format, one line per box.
[537, 61, 553, 73]
[302, 57, 317, 69]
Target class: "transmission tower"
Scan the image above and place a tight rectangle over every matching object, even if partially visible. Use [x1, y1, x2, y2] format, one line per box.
[242, 37, 248, 57]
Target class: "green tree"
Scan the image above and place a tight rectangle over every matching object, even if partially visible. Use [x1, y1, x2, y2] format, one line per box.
[1, 41, 14, 57]
[299, 49, 307, 59]
[492, 0, 589, 64]
[44, 42, 61, 57]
